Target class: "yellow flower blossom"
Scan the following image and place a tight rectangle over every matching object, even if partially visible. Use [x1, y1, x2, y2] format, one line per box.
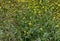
[57, 13, 59, 14]
[52, 7, 54, 9]
[42, 6, 45, 8]
[28, 21, 32, 26]
[27, 32, 30, 35]
[34, 9, 37, 14]
[24, 31, 26, 33]
[11, 4, 14, 6]
[28, 6, 30, 9]
[40, 28, 43, 31]
[58, 4, 60, 6]
[55, 25, 59, 27]
[8, 1, 11, 3]
[53, 17, 56, 20]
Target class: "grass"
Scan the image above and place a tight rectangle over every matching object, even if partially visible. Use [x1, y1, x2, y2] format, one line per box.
[0, 0, 60, 41]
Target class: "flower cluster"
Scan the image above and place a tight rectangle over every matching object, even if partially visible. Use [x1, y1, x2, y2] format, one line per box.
[0, 0, 60, 41]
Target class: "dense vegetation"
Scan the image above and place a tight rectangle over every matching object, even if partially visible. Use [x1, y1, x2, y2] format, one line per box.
[0, 0, 60, 41]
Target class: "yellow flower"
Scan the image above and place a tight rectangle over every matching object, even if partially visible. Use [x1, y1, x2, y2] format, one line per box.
[53, 17, 55, 19]
[11, 4, 14, 6]
[58, 4, 60, 6]
[8, 1, 11, 3]
[52, 7, 54, 9]
[34, 9, 37, 14]
[28, 6, 30, 9]
[28, 21, 32, 26]
[57, 13, 59, 14]
[24, 31, 26, 33]
[27, 32, 30, 35]
[53, 17, 55, 20]
[40, 28, 43, 31]
[42, 6, 45, 8]
[55, 25, 59, 27]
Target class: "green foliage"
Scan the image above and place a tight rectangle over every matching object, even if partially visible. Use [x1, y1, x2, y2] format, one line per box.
[0, 0, 60, 41]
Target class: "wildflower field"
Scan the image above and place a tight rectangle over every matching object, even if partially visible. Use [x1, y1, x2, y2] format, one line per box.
[0, 0, 60, 41]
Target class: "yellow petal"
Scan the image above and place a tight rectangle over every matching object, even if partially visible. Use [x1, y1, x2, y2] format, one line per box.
[55, 25, 59, 27]
[28, 21, 32, 26]
[8, 1, 11, 3]
[58, 4, 60, 6]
